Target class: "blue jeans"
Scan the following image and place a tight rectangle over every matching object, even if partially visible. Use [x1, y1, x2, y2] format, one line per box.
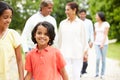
[95, 45, 108, 76]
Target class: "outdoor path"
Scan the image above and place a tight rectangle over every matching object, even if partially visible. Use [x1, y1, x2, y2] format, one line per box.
[81, 46, 120, 80]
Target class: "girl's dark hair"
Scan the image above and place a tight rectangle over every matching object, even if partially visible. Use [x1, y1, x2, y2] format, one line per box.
[32, 21, 55, 45]
[0, 1, 13, 16]
[97, 12, 106, 21]
[67, 2, 79, 14]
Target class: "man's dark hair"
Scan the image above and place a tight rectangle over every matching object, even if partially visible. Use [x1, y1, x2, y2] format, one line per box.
[79, 9, 86, 13]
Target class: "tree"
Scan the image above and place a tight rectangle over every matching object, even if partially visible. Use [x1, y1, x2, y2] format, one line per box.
[88, 0, 120, 42]
[3, 0, 84, 32]
[3, 0, 40, 32]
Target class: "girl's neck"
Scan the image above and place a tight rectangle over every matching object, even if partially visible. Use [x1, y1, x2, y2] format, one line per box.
[97, 21, 103, 27]
[98, 20, 103, 24]
[0, 27, 7, 32]
[37, 44, 48, 50]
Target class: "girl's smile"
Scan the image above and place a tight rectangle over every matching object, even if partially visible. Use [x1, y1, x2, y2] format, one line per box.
[34, 25, 50, 49]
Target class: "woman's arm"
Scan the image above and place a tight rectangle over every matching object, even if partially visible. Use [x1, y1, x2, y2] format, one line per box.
[60, 67, 69, 80]
[24, 72, 32, 80]
[15, 45, 24, 80]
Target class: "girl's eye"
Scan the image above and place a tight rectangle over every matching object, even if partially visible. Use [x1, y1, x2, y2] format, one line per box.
[37, 32, 42, 35]
[45, 33, 49, 36]
[10, 16, 12, 19]
[37, 32, 48, 36]
[3, 16, 8, 19]
[3, 15, 12, 19]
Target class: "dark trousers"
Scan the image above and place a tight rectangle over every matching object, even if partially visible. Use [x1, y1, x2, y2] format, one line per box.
[81, 61, 88, 74]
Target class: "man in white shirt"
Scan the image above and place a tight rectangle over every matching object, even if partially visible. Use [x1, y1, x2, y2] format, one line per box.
[21, 0, 58, 53]
[78, 9, 94, 76]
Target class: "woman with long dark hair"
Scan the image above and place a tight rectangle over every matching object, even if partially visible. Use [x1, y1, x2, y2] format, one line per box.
[94, 12, 110, 79]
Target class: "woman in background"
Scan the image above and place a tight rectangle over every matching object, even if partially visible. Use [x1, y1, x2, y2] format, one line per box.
[94, 12, 110, 79]
[58, 2, 88, 80]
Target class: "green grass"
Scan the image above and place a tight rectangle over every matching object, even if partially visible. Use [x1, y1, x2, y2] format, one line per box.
[107, 42, 120, 61]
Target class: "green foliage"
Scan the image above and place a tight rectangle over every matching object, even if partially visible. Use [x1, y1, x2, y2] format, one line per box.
[88, 0, 120, 42]
[1, 0, 120, 41]
[2, 0, 40, 32]
[3, 0, 81, 31]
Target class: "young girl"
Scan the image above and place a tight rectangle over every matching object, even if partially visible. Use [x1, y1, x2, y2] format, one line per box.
[0, 1, 24, 80]
[24, 21, 68, 80]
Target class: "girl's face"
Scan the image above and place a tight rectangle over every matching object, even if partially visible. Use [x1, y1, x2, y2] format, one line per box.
[0, 9, 12, 30]
[34, 25, 50, 47]
[65, 5, 76, 18]
[95, 14, 101, 22]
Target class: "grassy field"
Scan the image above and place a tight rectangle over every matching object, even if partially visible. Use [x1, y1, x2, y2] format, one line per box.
[107, 42, 120, 61]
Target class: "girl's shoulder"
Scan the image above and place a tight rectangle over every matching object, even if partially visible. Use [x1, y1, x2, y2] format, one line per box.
[8, 29, 21, 39]
[49, 46, 61, 54]
[103, 21, 110, 28]
[6, 29, 21, 48]
[8, 29, 20, 35]
[49, 46, 59, 51]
